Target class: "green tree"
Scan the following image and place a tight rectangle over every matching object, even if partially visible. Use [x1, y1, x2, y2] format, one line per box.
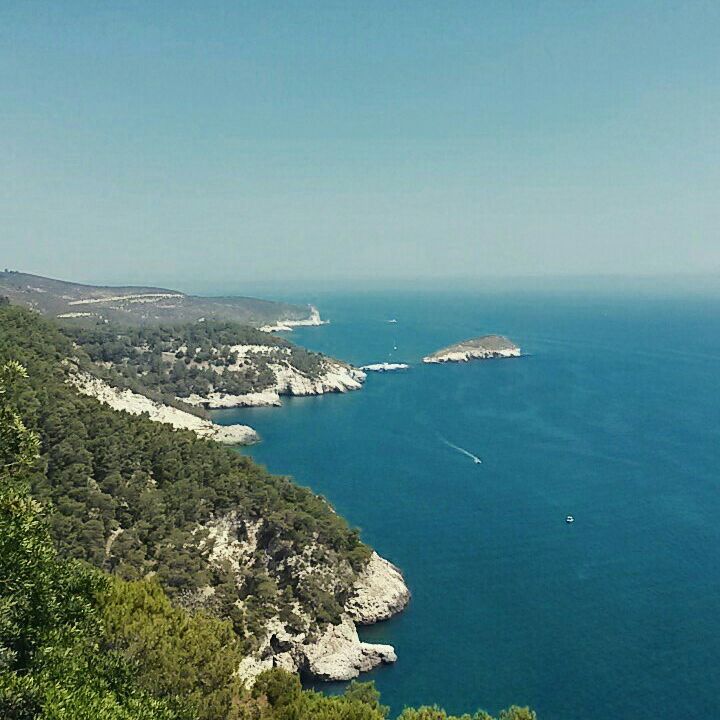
[0, 361, 39, 478]
[343, 681, 388, 718]
[0, 361, 177, 720]
[100, 577, 246, 720]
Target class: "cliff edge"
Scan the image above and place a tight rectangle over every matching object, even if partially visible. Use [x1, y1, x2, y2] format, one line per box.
[236, 550, 410, 683]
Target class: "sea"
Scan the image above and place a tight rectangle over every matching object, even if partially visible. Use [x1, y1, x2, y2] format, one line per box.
[211, 287, 720, 719]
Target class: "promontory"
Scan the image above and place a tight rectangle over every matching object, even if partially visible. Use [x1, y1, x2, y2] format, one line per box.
[422, 334, 521, 363]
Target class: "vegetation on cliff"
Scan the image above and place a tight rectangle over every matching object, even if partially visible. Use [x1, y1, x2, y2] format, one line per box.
[63, 319, 324, 407]
[0, 308, 536, 719]
[0, 270, 312, 327]
[0, 306, 368, 648]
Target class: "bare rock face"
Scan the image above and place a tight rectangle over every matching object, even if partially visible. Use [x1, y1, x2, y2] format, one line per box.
[236, 613, 398, 684]
[345, 552, 411, 624]
[360, 363, 410, 372]
[271, 361, 365, 396]
[68, 371, 258, 444]
[302, 615, 397, 681]
[259, 306, 328, 332]
[235, 549, 410, 685]
[183, 358, 366, 409]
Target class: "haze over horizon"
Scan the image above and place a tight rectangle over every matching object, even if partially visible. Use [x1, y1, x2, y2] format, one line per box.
[2, 2, 719, 286]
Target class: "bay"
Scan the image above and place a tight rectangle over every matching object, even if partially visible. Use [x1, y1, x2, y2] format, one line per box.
[213, 290, 720, 719]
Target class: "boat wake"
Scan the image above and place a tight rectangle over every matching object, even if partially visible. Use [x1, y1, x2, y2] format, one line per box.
[439, 436, 482, 464]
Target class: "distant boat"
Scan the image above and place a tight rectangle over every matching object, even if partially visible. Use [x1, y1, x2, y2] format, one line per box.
[566, 515, 575, 524]
[387, 318, 398, 323]
[393, 345, 398, 350]
[439, 437, 482, 465]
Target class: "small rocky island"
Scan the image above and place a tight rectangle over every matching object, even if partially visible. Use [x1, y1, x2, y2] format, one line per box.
[423, 334, 520, 363]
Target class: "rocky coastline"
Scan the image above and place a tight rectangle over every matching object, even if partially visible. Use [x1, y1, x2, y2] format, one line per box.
[236, 551, 411, 684]
[69, 305, 409, 684]
[184, 358, 366, 409]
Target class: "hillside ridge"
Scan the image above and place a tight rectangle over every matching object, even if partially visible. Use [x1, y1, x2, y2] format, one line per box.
[0, 270, 318, 327]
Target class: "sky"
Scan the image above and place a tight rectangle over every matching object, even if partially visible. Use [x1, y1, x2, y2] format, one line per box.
[1, 1, 719, 289]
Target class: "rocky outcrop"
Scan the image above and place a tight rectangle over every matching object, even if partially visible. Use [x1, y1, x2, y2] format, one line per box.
[272, 361, 365, 395]
[203, 513, 406, 684]
[302, 615, 397, 681]
[236, 613, 397, 684]
[345, 551, 411, 624]
[423, 335, 521, 363]
[185, 359, 366, 409]
[185, 389, 282, 408]
[229, 547, 410, 684]
[69, 371, 258, 444]
[292, 552, 410, 680]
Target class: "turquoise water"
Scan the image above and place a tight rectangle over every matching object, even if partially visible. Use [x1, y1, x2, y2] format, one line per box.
[213, 291, 720, 719]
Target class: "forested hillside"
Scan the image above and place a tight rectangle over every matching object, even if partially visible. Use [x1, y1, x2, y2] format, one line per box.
[0, 305, 368, 649]
[0, 303, 536, 719]
[0, 270, 314, 327]
[63, 319, 325, 407]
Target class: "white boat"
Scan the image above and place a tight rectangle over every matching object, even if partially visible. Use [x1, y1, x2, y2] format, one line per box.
[387, 318, 398, 323]
[566, 515, 575, 524]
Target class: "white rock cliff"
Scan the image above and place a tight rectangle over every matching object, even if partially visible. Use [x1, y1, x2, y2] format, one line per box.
[233, 548, 410, 684]
[69, 371, 258, 444]
[185, 358, 366, 409]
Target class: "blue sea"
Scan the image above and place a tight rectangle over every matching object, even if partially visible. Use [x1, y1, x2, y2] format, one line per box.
[212, 289, 720, 719]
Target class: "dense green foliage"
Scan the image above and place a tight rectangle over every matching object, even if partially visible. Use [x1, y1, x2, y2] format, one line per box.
[0, 361, 39, 476]
[0, 360, 179, 719]
[99, 578, 246, 720]
[0, 312, 537, 719]
[63, 319, 325, 404]
[395, 707, 535, 720]
[247, 671, 535, 720]
[0, 306, 369, 647]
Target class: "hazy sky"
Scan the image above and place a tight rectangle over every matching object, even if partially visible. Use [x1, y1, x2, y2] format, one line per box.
[2, 1, 719, 287]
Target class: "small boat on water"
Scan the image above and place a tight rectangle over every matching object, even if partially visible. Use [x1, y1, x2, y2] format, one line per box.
[566, 515, 575, 524]
[387, 318, 398, 323]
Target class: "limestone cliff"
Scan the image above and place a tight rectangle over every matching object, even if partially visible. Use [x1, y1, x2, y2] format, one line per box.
[185, 355, 366, 409]
[69, 371, 258, 444]
[205, 515, 410, 684]
[345, 551, 411, 624]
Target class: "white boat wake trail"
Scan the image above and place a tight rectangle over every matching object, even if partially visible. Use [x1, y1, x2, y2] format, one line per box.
[439, 436, 482, 464]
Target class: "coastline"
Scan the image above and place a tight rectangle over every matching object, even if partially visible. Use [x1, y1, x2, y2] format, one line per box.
[67, 303, 408, 684]
[237, 551, 410, 684]
[183, 359, 366, 409]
